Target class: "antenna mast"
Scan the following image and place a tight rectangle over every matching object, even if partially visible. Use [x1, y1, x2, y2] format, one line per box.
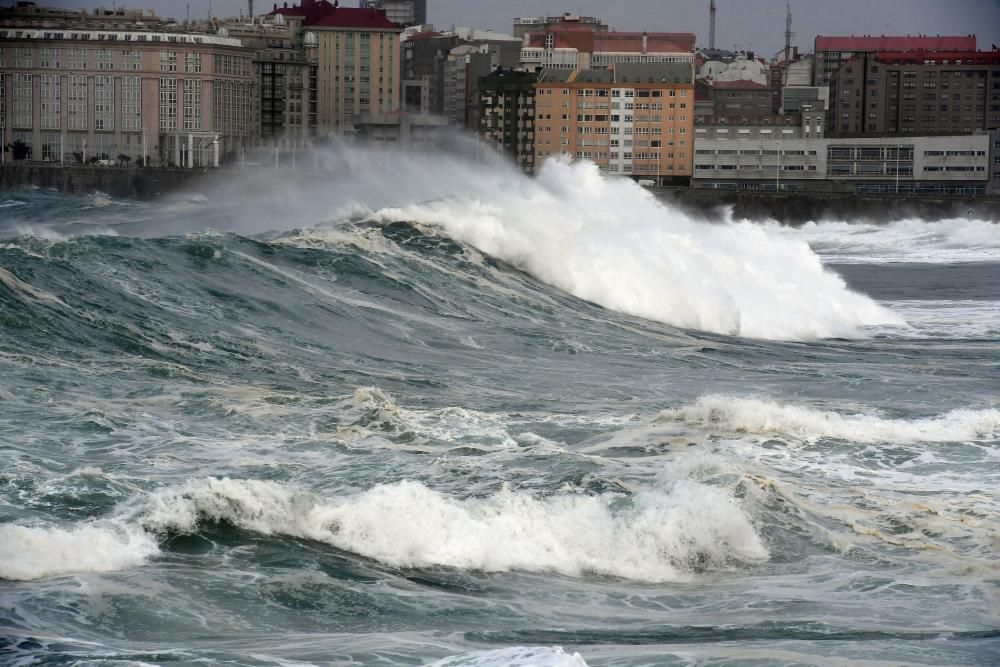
[709, 0, 716, 50]
[784, 3, 795, 84]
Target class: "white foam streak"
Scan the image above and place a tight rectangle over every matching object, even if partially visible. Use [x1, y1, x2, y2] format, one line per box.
[770, 217, 1000, 264]
[142, 476, 767, 582]
[426, 646, 589, 667]
[371, 159, 900, 340]
[0, 523, 158, 581]
[660, 395, 1000, 444]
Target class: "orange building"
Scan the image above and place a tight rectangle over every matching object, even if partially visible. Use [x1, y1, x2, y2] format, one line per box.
[533, 63, 695, 184]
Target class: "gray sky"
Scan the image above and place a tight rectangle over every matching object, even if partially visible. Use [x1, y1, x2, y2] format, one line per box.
[43, 0, 1000, 56]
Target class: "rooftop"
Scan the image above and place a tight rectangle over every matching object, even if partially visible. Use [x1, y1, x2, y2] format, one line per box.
[268, 0, 400, 30]
[815, 35, 976, 52]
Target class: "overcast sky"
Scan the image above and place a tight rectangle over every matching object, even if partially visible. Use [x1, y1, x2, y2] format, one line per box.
[43, 0, 1000, 56]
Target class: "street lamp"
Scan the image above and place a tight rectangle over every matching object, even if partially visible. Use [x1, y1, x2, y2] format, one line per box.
[895, 143, 901, 194]
[776, 140, 782, 192]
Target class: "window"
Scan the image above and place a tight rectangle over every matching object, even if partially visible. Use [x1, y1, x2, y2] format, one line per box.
[40, 74, 61, 130]
[40, 47, 61, 69]
[94, 75, 114, 131]
[159, 77, 177, 130]
[122, 76, 142, 131]
[12, 74, 32, 128]
[68, 75, 87, 130]
[67, 48, 86, 69]
[160, 51, 177, 72]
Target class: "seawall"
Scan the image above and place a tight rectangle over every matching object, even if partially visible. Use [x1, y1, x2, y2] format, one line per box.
[3, 163, 998, 224]
[657, 187, 1000, 224]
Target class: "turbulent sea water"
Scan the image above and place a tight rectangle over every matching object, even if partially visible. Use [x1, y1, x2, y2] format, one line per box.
[1, 153, 999, 666]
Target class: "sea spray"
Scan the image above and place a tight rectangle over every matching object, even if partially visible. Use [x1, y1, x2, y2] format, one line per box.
[659, 395, 1000, 444]
[1, 476, 768, 582]
[369, 157, 902, 340]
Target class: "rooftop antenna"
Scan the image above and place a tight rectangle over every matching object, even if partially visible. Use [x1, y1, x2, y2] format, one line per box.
[185, 3, 190, 22]
[709, 0, 716, 50]
[784, 3, 795, 70]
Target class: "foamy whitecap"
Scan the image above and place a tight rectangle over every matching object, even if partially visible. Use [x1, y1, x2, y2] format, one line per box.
[769, 217, 1000, 264]
[370, 158, 901, 340]
[140, 476, 766, 582]
[426, 646, 589, 667]
[659, 395, 1000, 444]
[0, 523, 158, 581]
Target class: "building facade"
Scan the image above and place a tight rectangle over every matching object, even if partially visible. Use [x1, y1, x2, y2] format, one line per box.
[830, 49, 1000, 136]
[359, 0, 425, 28]
[512, 14, 607, 40]
[521, 29, 695, 71]
[0, 26, 255, 166]
[692, 127, 989, 195]
[812, 34, 978, 131]
[533, 63, 695, 184]
[477, 68, 537, 173]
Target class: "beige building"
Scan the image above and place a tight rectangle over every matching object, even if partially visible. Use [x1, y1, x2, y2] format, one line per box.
[0, 26, 255, 167]
[266, 1, 403, 135]
[534, 64, 696, 184]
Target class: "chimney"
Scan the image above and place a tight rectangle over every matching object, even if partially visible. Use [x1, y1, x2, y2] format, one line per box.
[642, 31, 647, 54]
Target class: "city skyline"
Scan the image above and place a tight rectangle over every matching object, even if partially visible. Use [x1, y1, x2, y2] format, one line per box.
[55, 0, 999, 56]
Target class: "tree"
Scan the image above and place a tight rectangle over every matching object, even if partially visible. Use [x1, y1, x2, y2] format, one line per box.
[9, 140, 32, 161]
[117, 154, 131, 165]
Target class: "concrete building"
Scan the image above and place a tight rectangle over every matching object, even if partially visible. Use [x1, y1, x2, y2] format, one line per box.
[268, 0, 403, 135]
[477, 68, 537, 173]
[989, 128, 1000, 194]
[403, 27, 520, 124]
[698, 79, 773, 122]
[0, 21, 255, 167]
[512, 13, 607, 40]
[520, 29, 696, 72]
[352, 110, 447, 147]
[813, 34, 978, 130]
[359, 0, 426, 28]
[533, 63, 695, 184]
[830, 49, 1000, 136]
[692, 125, 989, 195]
[226, 15, 317, 146]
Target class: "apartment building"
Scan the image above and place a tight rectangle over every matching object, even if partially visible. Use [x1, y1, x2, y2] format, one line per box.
[512, 14, 607, 40]
[268, 1, 403, 133]
[533, 63, 695, 184]
[0, 25, 255, 166]
[477, 68, 537, 173]
[830, 49, 1000, 135]
[359, 0, 426, 28]
[812, 34, 977, 131]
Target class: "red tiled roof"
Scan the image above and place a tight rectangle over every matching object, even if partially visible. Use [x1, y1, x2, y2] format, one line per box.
[406, 31, 444, 41]
[815, 35, 976, 52]
[267, 0, 400, 29]
[876, 49, 1000, 64]
[310, 7, 400, 29]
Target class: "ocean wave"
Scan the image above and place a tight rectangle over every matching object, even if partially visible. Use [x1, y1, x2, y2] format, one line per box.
[1, 476, 767, 582]
[769, 217, 1000, 264]
[426, 646, 588, 667]
[0, 523, 158, 580]
[371, 158, 901, 340]
[659, 395, 1000, 444]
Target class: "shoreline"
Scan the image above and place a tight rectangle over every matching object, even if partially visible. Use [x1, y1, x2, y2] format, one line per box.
[2, 162, 998, 224]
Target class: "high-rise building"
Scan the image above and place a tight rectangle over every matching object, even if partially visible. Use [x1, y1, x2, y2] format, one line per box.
[267, 0, 403, 133]
[359, 0, 425, 28]
[533, 63, 695, 184]
[829, 49, 1000, 136]
[0, 6, 255, 167]
[477, 68, 538, 172]
[813, 34, 977, 130]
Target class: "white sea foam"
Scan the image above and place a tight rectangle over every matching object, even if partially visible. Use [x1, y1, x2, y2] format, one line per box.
[426, 646, 589, 667]
[659, 395, 1000, 444]
[0, 523, 158, 581]
[768, 217, 1000, 264]
[369, 158, 900, 340]
[879, 300, 1000, 339]
[0, 468, 770, 581]
[138, 476, 766, 582]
